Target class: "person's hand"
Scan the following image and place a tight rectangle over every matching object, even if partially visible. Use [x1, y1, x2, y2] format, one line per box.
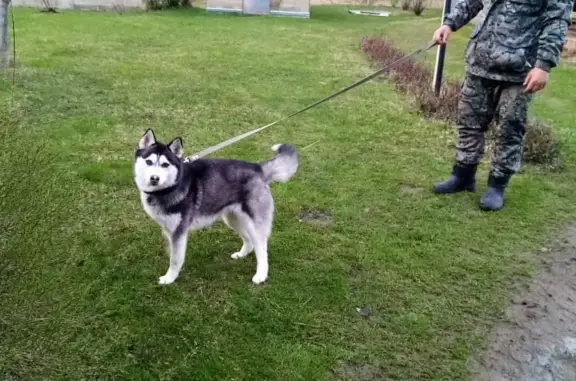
[523, 68, 549, 93]
[433, 25, 452, 45]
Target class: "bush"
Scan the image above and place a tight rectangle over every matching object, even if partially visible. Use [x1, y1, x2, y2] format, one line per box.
[390, 0, 399, 7]
[412, 0, 425, 15]
[40, 0, 58, 12]
[360, 37, 561, 168]
[360, 37, 459, 124]
[522, 120, 560, 168]
[484, 120, 561, 169]
[144, 0, 189, 10]
[401, 0, 411, 10]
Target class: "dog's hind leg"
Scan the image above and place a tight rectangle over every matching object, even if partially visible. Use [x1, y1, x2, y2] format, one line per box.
[243, 188, 274, 285]
[223, 213, 254, 260]
[158, 231, 188, 285]
[248, 210, 273, 285]
[250, 233, 269, 285]
[226, 210, 270, 285]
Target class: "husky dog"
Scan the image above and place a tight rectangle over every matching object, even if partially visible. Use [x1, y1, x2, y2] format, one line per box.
[133, 129, 298, 285]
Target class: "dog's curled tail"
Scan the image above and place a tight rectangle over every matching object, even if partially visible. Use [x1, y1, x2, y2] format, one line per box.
[261, 144, 299, 183]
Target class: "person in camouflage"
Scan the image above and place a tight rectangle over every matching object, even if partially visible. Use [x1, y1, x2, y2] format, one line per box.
[432, 0, 574, 211]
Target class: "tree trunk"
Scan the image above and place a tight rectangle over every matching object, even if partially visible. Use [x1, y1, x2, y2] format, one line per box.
[0, 0, 10, 68]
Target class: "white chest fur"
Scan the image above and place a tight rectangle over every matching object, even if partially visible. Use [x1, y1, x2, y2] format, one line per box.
[140, 192, 182, 234]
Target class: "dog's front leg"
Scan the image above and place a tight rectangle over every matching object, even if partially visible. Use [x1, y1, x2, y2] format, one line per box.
[158, 231, 188, 285]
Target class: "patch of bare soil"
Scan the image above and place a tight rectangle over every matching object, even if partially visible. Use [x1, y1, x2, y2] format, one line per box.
[298, 208, 332, 227]
[335, 362, 382, 380]
[471, 225, 576, 381]
[399, 184, 424, 196]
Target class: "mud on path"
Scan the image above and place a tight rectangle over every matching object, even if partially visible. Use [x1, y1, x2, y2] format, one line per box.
[471, 225, 576, 381]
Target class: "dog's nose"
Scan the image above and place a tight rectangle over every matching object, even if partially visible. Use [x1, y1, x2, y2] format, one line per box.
[150, 175, 159, 185]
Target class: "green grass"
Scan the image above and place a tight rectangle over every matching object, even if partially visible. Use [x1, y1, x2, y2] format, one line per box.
[1, 5, 576, 380]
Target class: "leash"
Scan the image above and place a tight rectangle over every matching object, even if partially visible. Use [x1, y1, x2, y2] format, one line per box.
[184, 40, 437, 162]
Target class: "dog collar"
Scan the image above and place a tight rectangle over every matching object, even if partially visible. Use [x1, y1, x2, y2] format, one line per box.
[143, 184, 179, 197]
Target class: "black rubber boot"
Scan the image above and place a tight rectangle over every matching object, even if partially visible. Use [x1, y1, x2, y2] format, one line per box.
[479, 175, 509, 212]
[433, 164, 477, 194]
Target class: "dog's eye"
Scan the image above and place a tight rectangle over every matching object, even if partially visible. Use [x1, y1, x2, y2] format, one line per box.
[160, 163, 170, 168]
[145, 160, 153, 166]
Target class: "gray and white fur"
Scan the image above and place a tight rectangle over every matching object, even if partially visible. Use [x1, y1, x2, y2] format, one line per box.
[133, 129, 298, 285]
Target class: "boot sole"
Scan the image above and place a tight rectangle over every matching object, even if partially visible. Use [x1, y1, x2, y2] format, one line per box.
[479, 205, 503, 212]
[433, 187, 476, 194]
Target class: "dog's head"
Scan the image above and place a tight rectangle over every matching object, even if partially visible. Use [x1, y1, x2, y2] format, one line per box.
[134, 129, 183, 193]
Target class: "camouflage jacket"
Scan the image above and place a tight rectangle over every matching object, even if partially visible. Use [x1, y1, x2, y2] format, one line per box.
[444, 0, 574, 82]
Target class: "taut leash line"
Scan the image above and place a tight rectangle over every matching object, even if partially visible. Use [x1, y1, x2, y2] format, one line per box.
[185, 40, 437, 162]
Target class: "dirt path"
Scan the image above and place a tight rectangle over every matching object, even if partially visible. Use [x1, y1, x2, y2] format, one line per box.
[471, 225, 576, 381]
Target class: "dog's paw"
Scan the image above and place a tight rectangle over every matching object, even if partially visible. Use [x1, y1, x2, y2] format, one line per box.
[251, 273, 268, 285]
[231, 251, 248, 260]
[158, 274, 176, 285]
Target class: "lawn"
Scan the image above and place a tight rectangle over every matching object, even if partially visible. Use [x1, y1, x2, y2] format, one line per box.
[1, 5, 576, 380]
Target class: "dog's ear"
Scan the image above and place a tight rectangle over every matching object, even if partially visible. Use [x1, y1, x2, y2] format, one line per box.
[168, 137, 183, 158]
[139, 129, 156, 149]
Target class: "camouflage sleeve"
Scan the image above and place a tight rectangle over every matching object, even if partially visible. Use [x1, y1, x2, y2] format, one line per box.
[535, 0, 573, 72]
[443, 0, 485, 32]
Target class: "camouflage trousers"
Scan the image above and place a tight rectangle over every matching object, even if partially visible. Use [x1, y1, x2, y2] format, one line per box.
[456, 73, 532, 178]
